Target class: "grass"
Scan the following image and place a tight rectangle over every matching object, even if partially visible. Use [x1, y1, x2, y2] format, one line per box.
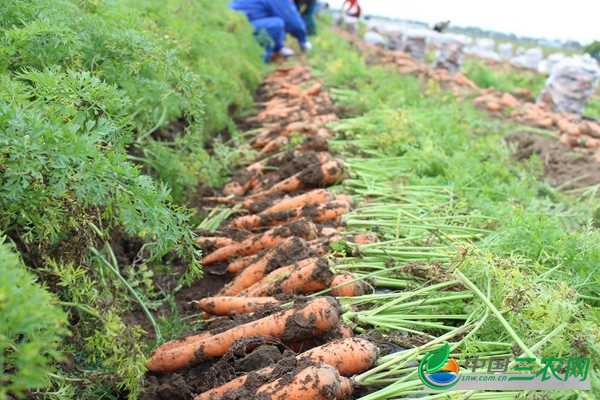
[308, 21, 600, 398]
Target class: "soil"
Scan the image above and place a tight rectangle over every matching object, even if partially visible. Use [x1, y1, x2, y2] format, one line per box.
[506, 131, 600, 191]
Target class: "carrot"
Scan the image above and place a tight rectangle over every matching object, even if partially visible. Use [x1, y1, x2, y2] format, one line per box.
[351, 233, 379, 245]
[249, 159, 345, 200]
[330, 274, 368, 297]
[146, 296, 340, 372]
[310, 201, 352, 223]
[337, 323, 354, 339]
[151, 331, 213, 357]
[194, 337, 377, 400]
[195, 296, 279, 316]
[245, 259, 334, 297]
[309, 234, 343, 257]
[317, 128, 333, 139]
[296, 134, 329, 153]
[282, 121, 309, 135]
[337, 377, 353, 400]
[196, 236, 235, 249]
[259, 135, 289, 155]
[261, 189, 335, 214]
[303, 82, 322, 96]
[335, 193, 356, 209]
[201, 219, 316, 265]
[256, 364, 341, 400]
[237, 257, 320, 297]
[226, 255, 258, 274]
[217, 236, 308, 296]
[320, 226, 339, 236]
[223, 162, 264, 196]
[231, 200, 351, 229]
[221, 181, 246, 197]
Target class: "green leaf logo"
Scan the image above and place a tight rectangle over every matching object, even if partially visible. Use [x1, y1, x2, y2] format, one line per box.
[426, 343, 450, 373]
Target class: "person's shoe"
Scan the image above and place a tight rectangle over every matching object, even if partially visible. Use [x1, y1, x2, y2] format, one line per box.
[277, 47, 295, 57]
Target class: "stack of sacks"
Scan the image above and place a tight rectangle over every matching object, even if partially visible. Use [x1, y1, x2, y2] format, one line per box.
[524, 48, 543, 70]
[498, 43, 513, 60]
[432, 34, 470, 73]
[538, 56, 600, 115]
[404, 29, 428, 62]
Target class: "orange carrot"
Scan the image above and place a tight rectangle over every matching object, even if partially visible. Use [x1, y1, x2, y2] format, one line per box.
[223, 162, 263, 196]
[337, 323, 354, 339]
[237, 257, 320, 297]
[303, 82, 322, 96]
[351, 233, 379, 245]
[262, 189, 335, 214]
[337, 377, 353, 400]
[146, 297, 340, 372]
[259, 135, 289, 155]
[195, 296, 279, 316]
[255, 364, 341, 400]
[217, 237, 308, 296]
[330, 274, 368, 297]
[244, 259, 334, 297]
[295, 135, 329, 153]
[335, 193, 356, 209]
[226, 255, 258, 274]
[248, 159, 345, 200]
[222, 181, 246, 197]
[194, 337, 377, 400]
[320, 226, 339, 236]
[151, 331, 213, 356]
[201, 219, 316, 265]
[197, 237, 235, 249]
[282, 121, 309, 135]
[231, 200, 350, 229]
[310, 201, 352, 223]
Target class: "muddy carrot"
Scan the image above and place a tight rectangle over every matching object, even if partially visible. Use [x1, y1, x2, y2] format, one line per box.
[303, 82, 322, 96]
[244, 259, 334, 297]
[259, 135, 289, 155]
[337, 377, 353, 400]
[248, 159, 345, 200]
[151, 331, 213, 356]
[223, 162, 263, 196]
[226, 255, 258, 274]
[296, 135, 329, 153]
[236, 257, 320, 297]
[351, 233, 379, 245]
[231, 200, 350, 229]
[335, 193, 356, 208]
[195, 296, 279, 316]
[201, 219, 316, 265]
[282, 121, 309, 135]
[261, 189, 335, 214]
[197, 237, 235, 249]
[194, 337, 377, 400]
[256, 364, 341, 400]
[146, 297, 340, 372]
[329, 274, 368, 297]
[216, 237, 308, 296]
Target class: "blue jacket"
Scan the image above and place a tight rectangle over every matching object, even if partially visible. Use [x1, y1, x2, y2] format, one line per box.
[229, 0, 308, 45]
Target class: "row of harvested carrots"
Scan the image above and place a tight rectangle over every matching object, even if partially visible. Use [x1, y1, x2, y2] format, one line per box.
[146, 64, 380, 399]
[343, 29, 600, 162]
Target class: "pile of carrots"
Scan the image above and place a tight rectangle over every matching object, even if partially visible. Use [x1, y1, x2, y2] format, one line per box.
[334, 28, 478, 94]
[146, 64, 380, 399]
[336, 28, 600, 164]
[474, 88, 600, 161]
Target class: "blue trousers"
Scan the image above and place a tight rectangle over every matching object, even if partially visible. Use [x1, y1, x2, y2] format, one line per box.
[251, 17, 286, 63]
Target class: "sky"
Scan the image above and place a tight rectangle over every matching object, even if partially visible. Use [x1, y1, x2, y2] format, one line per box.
[329, 0, 597, 45]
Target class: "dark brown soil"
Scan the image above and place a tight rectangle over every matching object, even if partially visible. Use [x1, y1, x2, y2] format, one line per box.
[507, 131, 600, 191]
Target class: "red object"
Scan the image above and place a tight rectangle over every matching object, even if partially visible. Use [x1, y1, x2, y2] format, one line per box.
[343, 0, 361, 17]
